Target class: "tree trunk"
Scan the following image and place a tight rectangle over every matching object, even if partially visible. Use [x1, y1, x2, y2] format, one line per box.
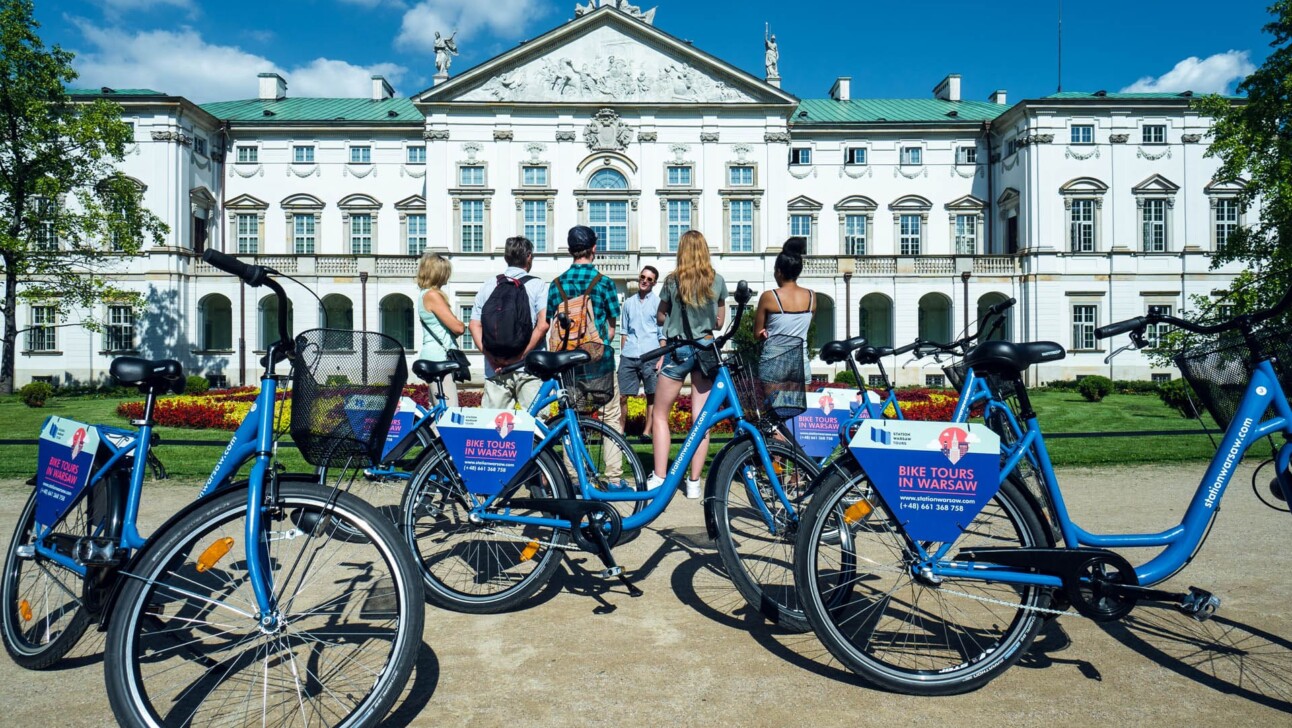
[1, 256, 17, 395]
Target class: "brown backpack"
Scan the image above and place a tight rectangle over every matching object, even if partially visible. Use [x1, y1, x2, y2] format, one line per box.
[548, 273, 606, 355]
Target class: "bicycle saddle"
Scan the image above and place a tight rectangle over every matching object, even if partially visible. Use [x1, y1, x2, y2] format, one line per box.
[962, 340, 1065, 375]
[525, 349, 591, 380]
[820, 336, 867, 364]
[412, 359, 460, 383]
[855, 345, 894, 365]
[111, 356, 186, 394]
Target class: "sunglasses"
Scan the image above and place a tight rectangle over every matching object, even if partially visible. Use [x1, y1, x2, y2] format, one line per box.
[639, 275, 656, 282]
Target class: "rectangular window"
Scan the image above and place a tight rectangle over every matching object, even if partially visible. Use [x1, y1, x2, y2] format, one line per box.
[460, 200, 484, 252]
[1142, 198, 1168, 252]
[27, 306, 57, 352]
[954, 214, 977, 255]
[789, 147, 812, 165]
[925, 374, 945, 388]
[589, 200, 629, 252]
[459, 165, 485, 186]
[236, 213, 258, 254]
[523, 200, 548, 253]
[956, 146, 977, 164]
[730, 199, 754, 252]
[868, 374, 885, 388]
[667, 199, 692, 252]
[844, 214, 867, 255]
[293, 213, 315, 254]
[350, 213, 372, 254]
[35, 200, 56, 251]
[1006, 139, 1018, 157]
[901, 147, 923, 166]
[105, 305, 135, 352]
[790, 214, 812, 251]
[1146, 304, 1173, 348]
[292, 145, 314, 164]
[1070, 199, 1096, 252]
[1072, 304, 1098, 350]
[194, 137, 207, 156]
[666, 165, 692, 186]
[729, 165, 754, 186]
[349, 145, 371, 164]
[845, 147, 867, 165]
[522, 165, 548, 186]
[1143, 124, 1167, 144]
[459, 304, 476, 351]
[407, 213, 427, 255]
[1152, 373, 1172, 384]
[406, 145, 426, 164]
[899, 214, 921, 255]
[1215, 198, 1239, 247]
[236, 145, 258, 163]
[1071, 125, 1094, 144]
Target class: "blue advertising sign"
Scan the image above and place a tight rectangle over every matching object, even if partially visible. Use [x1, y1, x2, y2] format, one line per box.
[790, 390, 857, 458]
[35, 417, 101, 532]
[849, 421, 1001, 542]
[343, 393, 387, 439]
[381, 397, 421, 460]
[437, 407, 536, 496]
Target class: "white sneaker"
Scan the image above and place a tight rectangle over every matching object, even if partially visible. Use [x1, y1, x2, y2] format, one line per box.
[685, 478, 702, 500]
[647, 473, 666, 491]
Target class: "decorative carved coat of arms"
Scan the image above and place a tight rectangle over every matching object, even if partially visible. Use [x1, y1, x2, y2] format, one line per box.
[584, 108, 633, 151]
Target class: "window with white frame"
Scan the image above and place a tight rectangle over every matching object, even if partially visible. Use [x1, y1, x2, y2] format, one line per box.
[667, 199, 692, 252]
[460, 200, 484, 252]
[1142, 199, 1168, 252]
[845, 147, 867, 165]
[899, 214, 922, 255]
[956, 146, 977, 164]
[589, 200, 629, 252]
[349, 145, 371, 164]
[1145, 304, 1174, 347]
[1152, 373, 1172, 384]
[901, 147, 923, 165]
[293, 145, 314, 164]
[459, 165, 485, 186]
[194, 137, 207, 156]
[236, 145, 258, 163]
[406, 145, 425, 164]
[1142, 125, 1166, 144]
[105, 305, 135, 352]
[350, 213, 373, 254]
[34, 199, 57, 251]
[926, 374, 945, 388]
[789, 147, 812, 165]
[407, 213, 427, 255]
[1071, 125, 1094, 144]
[27, 305, 57, 352]
[729, 165, 754, 186]
[293, 213, 315, 254]
[868, 374, 885, 388]
[844, 214, 867, 255]
[1070, 199, 1096, 252]
[954, 214, 977, 254]
[666, 165, 692, 186]
[523, 200, 548, 252]
[236, 213, 258, 254]
[1215, 198, 1239, 247]
[522, 165, 547, 186]
[729, 199, 754, 252]
[790, 214, 813, 249]
[1072, 304, 1098, 350]
[459, 304, 476, 351]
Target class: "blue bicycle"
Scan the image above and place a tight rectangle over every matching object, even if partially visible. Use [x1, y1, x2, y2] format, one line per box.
[794, 288, 1292, 694]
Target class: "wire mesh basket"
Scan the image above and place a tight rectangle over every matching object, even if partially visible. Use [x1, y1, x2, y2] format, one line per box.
[730, 335, 807, 424]
[943, 361, 967, 391]
[1174, 325, 1292, 430]
[291, 329, 409, 467]
[560, 342, 615, 415]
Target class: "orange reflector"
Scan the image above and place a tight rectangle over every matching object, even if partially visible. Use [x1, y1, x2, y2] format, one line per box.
[842, 499, 873, 525]
[18, 599, 32, 622]
[195, 537, 235, 573]
[519, 540, 540, 562]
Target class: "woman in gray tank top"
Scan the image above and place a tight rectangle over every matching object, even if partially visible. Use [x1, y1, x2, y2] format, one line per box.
[754, 237, 814, 379]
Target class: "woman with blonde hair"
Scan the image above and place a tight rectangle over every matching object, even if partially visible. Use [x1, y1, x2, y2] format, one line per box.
[417, 252, 467, 405]
[650, 230, 728, 499]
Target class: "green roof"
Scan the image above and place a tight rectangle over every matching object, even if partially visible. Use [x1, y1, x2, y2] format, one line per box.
[791, 98, 1006, 125]
[1044, 91, 1196, 100]
[67, 88, 166, 96]
[200, 97, 422, 124]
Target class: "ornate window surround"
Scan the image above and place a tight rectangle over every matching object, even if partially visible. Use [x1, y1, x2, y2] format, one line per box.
[1059, 177, 1109, 253]
[226, 194, 268, 254]
[338, 193, 382, 254]
[835, 195, 877, 256]
[945, 195, 985, 255]
[574, 157, 640, 252]
[786, 195, 823, 252]
[1132, 173, 1180, 253]
[889, 195, 932, 255]
[281, 194, 325, 254]
[395, 194, 428, 255]
[1204, 178, 1246, 251]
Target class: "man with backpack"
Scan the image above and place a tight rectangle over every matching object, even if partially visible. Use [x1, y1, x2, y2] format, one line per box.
[470, 236, 549, 410]
[546, 225, 624, 485]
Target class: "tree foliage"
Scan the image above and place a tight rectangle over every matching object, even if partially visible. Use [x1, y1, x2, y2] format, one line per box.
[0, 0, 167, 392]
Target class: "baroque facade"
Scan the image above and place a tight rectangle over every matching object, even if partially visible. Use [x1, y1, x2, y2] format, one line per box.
[24, 5, 1247, 388]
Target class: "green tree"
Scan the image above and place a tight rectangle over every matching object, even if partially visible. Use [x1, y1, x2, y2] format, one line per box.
[0, 0, 167, 393]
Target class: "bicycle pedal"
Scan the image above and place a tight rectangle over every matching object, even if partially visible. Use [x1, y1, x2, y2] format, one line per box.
[599, 566, 624, 579]
[1180, 587, 1221, 622]
[75, 537, 124, 567]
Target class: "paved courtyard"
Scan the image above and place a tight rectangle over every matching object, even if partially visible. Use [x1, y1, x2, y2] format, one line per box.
[2, 462, 1290, 726]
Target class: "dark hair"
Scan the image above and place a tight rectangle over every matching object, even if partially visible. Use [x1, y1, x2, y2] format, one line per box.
[641, 265, 659, 280]
[775, 236, 806, 280]
[504, 236, 534, 267]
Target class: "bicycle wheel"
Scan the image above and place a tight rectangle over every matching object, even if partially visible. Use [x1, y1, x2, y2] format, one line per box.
[558, 417, 647, 537]
[104, 482, 423, 727]
[710, 436, 821, 632]
[794, 464, 1051, 695]
[1, 489, 93, 669]
[400, 447, 572, 613]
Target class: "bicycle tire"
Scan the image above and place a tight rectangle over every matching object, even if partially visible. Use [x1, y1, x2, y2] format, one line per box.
[795, 464, 1051, 695]
[710, 436, 821, 632]
[104, 482, 423, 727]
[400, 447, 573, 614]
[1, 488, 94, 670]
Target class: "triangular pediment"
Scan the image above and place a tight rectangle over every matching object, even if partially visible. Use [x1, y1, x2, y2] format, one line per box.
[1131, 173, 1180, 194]
[417, 7, 796, 106]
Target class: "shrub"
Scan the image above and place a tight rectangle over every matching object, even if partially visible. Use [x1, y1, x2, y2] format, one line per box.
[19, 381, 54, 408]
[833, 370, 858, 386]
[1113, 380, 1160, 395]
[1078, 375, 1113, 402]
[1157, 378, 1202, 418]
[185, 375, 210, 394]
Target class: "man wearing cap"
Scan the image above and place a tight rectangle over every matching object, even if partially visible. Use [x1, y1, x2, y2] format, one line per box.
[547, 225, 625, 486]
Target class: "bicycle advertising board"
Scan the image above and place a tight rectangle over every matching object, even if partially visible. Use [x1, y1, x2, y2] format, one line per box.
[380, 396, 421, 460]
[34, 416, 102, 532]
[850, 421, 1000, 542]
[438, 407, 536, 495]
[791, 389, 860, 458]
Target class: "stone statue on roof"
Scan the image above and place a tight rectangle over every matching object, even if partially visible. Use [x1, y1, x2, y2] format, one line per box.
[434, 30, 459, 76]
[764, 25, 779, 79]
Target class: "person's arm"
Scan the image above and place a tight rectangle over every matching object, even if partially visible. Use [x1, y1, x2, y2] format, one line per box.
[603, 280, 619, 343]
[523, 282, 550, 355]
[753, 290, 773, 341]
[425, 289, 466, 336]
[469, 288, 486, 356]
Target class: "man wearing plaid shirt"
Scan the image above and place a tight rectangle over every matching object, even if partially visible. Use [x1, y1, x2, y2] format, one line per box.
[547, 225, 625, 485]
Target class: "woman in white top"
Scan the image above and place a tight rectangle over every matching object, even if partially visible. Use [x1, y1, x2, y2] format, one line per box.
[417, 253, 466, 405]
[754, 236, 814, 358]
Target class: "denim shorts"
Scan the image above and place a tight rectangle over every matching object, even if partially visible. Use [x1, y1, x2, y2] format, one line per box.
[660, 344, 717, 382]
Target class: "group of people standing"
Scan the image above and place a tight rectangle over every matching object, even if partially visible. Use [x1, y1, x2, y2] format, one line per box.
[414, 227, 814, 501]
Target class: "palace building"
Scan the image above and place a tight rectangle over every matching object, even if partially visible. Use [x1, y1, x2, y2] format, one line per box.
[30, 3, 1246, 388]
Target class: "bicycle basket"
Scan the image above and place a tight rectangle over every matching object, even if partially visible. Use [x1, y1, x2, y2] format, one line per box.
[943, 361, 967, 391]
[753, 334, 808, 422]
[1174, 326, 1292, 430]
[560, 341, 615, 415]
[290, 329, 409, 467]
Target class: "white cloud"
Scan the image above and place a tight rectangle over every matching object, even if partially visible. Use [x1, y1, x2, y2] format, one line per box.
[338, 0, 408, 8]
[395, 0, 543, 55]
[95, 0, 198, 21]
[1120, 50, 1255, 95]
[70, 22, 408, 103]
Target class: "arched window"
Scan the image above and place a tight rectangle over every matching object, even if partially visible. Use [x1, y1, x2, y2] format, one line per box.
[587, 168, 628, 190]
[380, 294, 415, 351]
[918, 293, 952, 343]
[258, 295, 294, 350]
[858, 293, 892, 348]
[198, 294, 232, 350]
[320, 294, 354, 350]
[977, 293, 1013, 341]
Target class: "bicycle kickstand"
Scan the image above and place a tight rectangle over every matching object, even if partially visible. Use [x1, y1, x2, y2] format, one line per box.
[587, 526, 643, 597]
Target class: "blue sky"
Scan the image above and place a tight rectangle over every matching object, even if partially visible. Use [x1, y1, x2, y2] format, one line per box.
[37, 0, 1274, 104]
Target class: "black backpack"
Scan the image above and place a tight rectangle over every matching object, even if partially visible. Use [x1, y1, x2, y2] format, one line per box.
[481, 274, 538, 359]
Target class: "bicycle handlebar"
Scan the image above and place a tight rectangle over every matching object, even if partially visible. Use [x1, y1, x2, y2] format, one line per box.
[986, 297, 1017, 317]
[1096, 286, 1292, 341]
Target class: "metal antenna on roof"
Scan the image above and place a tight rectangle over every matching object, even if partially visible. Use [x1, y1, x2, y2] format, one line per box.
[1057, 0, 1063, 93]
